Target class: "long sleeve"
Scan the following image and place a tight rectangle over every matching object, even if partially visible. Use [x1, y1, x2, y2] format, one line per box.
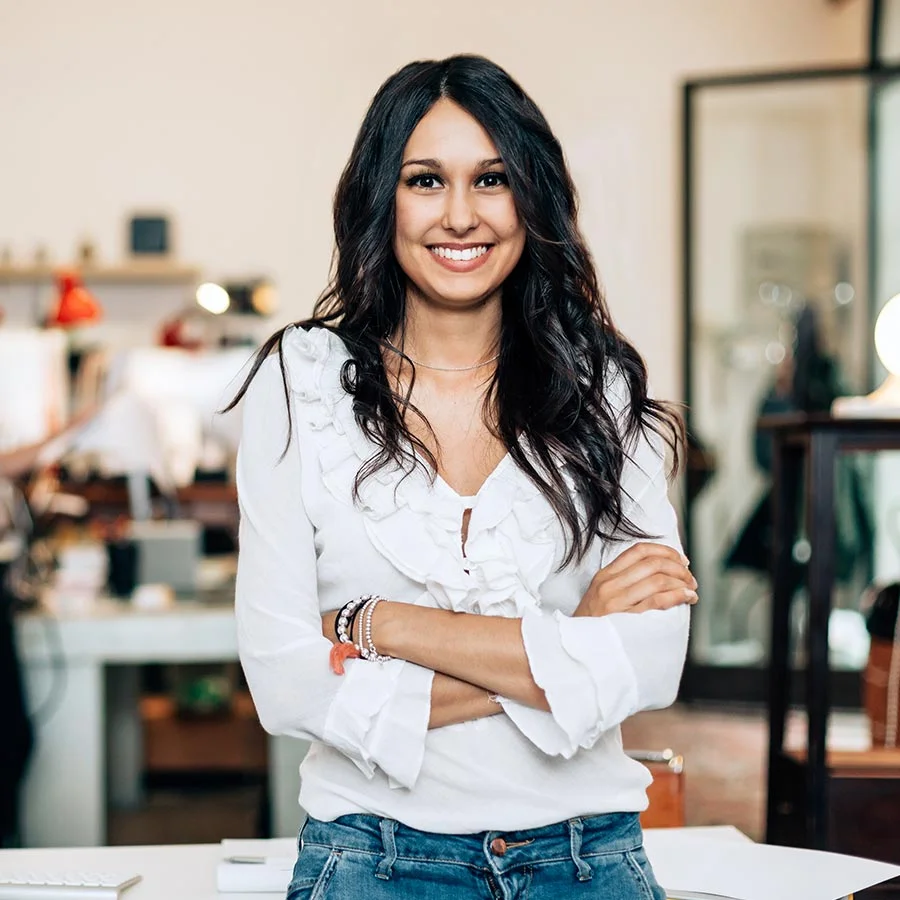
[501, 420, 690, 758]
[235, 356, 434, 788]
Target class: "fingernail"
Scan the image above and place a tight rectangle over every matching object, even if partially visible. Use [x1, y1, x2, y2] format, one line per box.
[682, 556, 690, 567]
[684, 589, 698, 601]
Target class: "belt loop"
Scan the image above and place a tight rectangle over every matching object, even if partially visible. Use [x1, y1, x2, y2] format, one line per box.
[568, 817, 593, 882]
[375, 818, 398, 880]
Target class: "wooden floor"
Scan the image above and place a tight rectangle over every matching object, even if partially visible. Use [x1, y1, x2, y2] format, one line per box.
[622, 702, 870, 842]
[622, 704, 770, 839]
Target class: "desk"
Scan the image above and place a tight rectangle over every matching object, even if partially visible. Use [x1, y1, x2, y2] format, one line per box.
[0, 827, 891, 900]
[15, 600, 308, 847]
[0, 829, 748, 900]
[759, 414, 900, 850]
[0, 843, 229, 900]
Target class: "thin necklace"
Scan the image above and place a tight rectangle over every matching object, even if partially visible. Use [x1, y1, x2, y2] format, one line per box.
[383, 339, 499, 372]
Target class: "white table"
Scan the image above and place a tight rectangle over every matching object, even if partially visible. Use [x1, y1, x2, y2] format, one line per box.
[0, 843, 228, 900]
[15, 600, 308, 848]
[0, 827, 892, 900]
[0, 830, 743, 900]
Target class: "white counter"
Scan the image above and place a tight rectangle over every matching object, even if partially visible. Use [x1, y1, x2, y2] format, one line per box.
[16, 599, 308, 847]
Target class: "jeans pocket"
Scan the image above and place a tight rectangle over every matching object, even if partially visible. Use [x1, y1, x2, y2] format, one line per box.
[625, 848, 666, 900]
[287, 846, 342, 900]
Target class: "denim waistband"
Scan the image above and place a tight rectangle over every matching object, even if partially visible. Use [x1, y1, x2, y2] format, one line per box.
[300, 811, 644, 880]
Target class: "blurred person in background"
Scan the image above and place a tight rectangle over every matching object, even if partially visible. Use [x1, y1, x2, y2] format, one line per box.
[0, 405, 96, 845]
[230, 55, 695, 900]
[0, 477, 31, 846]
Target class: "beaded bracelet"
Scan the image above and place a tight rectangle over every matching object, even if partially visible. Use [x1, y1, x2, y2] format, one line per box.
[329, 594, 393, 675]
[334, 597, 364, 644]
[335, 594, 371, 643]
[358, 596, 392, 663]
[329, 594, 368, 675]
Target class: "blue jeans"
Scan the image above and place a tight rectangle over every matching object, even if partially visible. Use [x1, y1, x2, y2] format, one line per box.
[287, 811, 666, 899]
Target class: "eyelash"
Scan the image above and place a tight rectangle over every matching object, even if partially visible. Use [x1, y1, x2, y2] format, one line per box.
[405, 171, 509, 190]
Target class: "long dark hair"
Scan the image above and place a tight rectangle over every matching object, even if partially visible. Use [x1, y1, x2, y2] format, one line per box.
[226, 54, 683, 566]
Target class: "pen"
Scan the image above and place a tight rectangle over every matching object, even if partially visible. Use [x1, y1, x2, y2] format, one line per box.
[225, 855, 267, 864]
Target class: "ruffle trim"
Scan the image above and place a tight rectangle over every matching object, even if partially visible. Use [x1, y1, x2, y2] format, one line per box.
[281, 325, 561, 618]
[504, 609, 640, 756]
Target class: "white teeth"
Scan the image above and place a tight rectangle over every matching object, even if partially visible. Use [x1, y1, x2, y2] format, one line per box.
[430, 246, 489, 261]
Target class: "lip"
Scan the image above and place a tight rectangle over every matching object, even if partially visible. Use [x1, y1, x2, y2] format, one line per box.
[427, 244, 494, 273]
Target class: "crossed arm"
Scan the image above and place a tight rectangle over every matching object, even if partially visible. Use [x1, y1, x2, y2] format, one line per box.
[321, 542, 697, 729]
[236, 359, 696, 786]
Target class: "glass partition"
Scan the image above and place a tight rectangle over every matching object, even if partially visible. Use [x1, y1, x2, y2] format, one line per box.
[684, 71, 900, 694]
[873, 77, 900, 583]
[883, 0, 900, 64]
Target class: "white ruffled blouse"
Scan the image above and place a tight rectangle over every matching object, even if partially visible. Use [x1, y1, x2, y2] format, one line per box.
[235, 325, 690, 834]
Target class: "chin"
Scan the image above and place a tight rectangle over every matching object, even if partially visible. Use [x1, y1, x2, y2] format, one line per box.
[423, 279, 500, 307]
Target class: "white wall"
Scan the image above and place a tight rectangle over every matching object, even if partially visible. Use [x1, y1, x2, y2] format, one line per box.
[0, 0, 865, 399]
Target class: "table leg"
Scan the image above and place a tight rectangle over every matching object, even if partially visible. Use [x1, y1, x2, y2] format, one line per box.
[806, 431, 838, 849]
[766, 439, 802, 844]
[106, 665, 144, 809]
[21, 660, 105, 846]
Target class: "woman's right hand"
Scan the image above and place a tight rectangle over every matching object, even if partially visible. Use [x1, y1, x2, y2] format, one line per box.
[573, 542, 698, 618]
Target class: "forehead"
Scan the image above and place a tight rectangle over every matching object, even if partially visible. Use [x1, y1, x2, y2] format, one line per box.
[403, 98, 500, 163]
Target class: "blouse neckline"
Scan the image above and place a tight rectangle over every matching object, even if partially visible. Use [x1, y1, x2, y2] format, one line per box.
[282, 324, 563, 619]
[431, 452, 512, 507]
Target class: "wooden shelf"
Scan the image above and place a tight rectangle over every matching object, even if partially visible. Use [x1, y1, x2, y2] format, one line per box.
[60, 480, 238, 531]
[784, 747, 900, 776]
[62, 481, 237, 505]
[0, 261, 201, 285]
[141, 692, 268, 773]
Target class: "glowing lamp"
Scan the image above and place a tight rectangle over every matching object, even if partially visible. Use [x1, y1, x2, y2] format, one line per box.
[196, 282, 230, 315]
[833, 292, 900, 417]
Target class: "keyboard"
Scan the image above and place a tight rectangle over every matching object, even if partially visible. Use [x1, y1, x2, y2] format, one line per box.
[0, 872, 142, 899]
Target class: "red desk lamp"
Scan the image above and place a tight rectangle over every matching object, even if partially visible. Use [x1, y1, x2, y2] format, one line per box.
[47, 270, 103, 327]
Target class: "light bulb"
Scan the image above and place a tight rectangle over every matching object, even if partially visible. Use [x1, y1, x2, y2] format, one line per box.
[196, 282, 230, 315]
[874, 293, 900, 376]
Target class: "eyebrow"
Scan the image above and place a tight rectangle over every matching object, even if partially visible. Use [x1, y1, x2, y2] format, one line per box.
[400, 157, 504, 171]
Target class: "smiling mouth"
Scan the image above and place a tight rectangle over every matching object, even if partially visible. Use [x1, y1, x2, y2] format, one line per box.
[428, 244, 492, 262]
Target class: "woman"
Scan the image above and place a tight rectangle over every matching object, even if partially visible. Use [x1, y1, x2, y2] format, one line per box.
[232, 54, 696, 900]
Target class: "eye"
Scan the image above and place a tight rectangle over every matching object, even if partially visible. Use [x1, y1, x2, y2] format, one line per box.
[477, 171, 509, 189]
[405, 172, 443, 190]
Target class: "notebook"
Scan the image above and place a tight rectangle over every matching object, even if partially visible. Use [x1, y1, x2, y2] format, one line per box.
[216, 840, 294, 894]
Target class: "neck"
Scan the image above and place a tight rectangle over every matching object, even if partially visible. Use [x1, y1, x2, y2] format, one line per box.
[393, 288, 502, 370]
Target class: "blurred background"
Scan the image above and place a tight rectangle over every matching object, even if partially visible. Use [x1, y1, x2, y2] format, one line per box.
[2, 0, 900, 891]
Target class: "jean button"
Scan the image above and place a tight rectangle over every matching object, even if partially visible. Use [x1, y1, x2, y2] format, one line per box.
[490, 837, 507, 856]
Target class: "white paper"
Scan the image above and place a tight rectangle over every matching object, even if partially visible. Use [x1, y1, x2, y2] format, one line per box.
[643, 829, 900, 900]
[217, 839, 295, 893]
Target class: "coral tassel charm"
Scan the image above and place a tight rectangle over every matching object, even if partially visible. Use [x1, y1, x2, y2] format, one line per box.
[330, 641, 362, 675]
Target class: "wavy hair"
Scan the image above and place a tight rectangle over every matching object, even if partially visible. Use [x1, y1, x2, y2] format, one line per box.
[227, 54, 683, 566]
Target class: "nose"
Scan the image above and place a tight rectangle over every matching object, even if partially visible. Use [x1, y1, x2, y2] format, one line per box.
[441, 184, 479, 234]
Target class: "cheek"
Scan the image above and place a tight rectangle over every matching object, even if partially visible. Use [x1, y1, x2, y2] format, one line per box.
[492, 198, 524, 243]
[394, 194, 429, 247]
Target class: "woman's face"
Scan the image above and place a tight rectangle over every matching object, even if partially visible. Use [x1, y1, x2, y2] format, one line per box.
[394, 99, 526, 310]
